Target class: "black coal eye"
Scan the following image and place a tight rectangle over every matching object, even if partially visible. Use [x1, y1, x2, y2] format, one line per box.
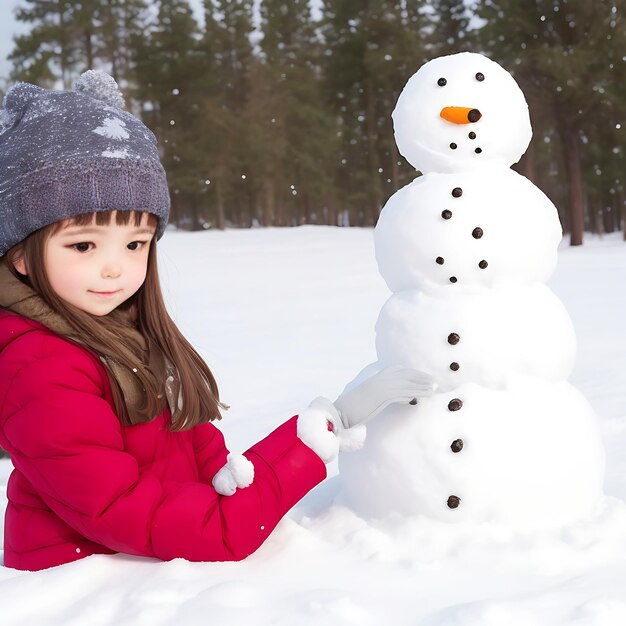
[437, 77, 447, 86]
[475, 72, 485, 81]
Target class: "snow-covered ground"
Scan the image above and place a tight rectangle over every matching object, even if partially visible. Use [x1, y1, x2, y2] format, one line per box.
[1, 225, 626, 625]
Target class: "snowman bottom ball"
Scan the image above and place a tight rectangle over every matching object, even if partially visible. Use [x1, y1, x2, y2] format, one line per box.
[338, 379, 605, 529]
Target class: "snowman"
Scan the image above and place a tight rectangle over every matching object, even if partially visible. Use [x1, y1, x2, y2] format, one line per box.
[338, 52, 605, 529]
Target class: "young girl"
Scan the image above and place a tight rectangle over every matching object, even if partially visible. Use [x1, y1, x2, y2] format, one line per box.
[0, 71, 433, 571]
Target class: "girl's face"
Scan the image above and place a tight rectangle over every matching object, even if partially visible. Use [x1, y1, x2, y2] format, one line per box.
[18, 211, 156, 316]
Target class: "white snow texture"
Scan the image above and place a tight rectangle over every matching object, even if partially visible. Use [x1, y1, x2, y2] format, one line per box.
[1, 226, 625, 625]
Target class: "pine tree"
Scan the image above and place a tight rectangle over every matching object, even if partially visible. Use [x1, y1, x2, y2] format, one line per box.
[321, 0, 427, 225]
[134, 0, 204, 228]
[97, 0, 150, 89]
[193, 0, 256, 228]
[581, 4, 626, 238]
[425, 0, 472, 56]
[9, 0, 149, 91]
[254, 0, 337, 226]
[475, 0, 626, 245]
[9, 0, 104, 87]
[9, 0, 76, 87]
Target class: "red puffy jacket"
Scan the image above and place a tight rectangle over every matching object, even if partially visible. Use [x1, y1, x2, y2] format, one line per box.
[0, 310, 326, 571]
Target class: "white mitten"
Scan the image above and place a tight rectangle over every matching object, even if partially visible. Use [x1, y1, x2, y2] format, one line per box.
[297, 397, 367, 464]
[212, 453, 255, 496]
[297, 367, 435, 464]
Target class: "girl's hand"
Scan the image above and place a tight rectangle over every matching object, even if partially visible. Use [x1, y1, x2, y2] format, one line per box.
[296, 367, 435, 464]
[297, 397, 367, 464]
[212, 454, 255, 496]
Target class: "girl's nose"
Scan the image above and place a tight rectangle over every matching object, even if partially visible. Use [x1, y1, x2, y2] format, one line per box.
[102, 262, 122, 278]
[440, 106, 482, 124]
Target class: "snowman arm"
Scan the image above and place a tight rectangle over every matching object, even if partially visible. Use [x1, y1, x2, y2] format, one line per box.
[296, 397, 367, 464]
[335, 361, 384, 398]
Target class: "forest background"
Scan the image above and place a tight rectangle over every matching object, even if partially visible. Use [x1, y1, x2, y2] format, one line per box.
[1, 0, 625, 246]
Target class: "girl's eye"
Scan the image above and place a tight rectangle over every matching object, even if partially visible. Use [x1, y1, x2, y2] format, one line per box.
[71, 242, 93, 253]
[127, 241, 148, 251]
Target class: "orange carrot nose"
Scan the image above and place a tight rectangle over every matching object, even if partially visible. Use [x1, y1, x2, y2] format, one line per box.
[440, 107, 482, 124]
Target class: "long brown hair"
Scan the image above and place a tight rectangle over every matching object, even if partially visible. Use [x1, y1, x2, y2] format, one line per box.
[4, 210, 223, 431]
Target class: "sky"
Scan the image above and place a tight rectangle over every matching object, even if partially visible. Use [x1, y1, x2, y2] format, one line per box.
[0, 0, 29, 83]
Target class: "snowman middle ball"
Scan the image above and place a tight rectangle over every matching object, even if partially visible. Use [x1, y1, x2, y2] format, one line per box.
[374, 168, 563, 292]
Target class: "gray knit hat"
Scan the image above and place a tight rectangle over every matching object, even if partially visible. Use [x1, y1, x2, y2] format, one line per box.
[0, 70, 170, 257]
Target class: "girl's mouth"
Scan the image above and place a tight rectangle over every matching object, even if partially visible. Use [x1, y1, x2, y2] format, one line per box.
[89, 290, 121, 297]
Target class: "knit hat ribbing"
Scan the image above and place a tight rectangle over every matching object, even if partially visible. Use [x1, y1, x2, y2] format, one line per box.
[0, 70, 170, 257]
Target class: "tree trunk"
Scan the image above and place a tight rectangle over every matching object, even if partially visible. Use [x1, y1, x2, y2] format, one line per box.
[189, 193, 199, 230]
[108, 0, 119, 80]
[275, 183, 287, 226]
[558, 124, 584, 246]
[519, 135, 536, 183]
[303, 191, 312, 224]
[58, 5, 69, 89]
[365, 81, 383, 225]
[215, 177, 225, 230]
[263, 178, 275, 227]
[595, 208, 604, 237]
[84, 28, 93, 70]
[326, 191, 337, 226]
[619, 187, 626, 241]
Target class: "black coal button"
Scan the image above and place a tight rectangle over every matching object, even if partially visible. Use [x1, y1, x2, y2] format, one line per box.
[442, 210, 452, 220]
[447, 495, 461, 509]
[448, 398, 463, 411]
[449, 276, 457, 283]
[450, 362, 460, 371]
[479, 260, 488, 269]
[448, 333, 460, 345]
[436, 256, 445, 265]
[472, 227, 483, 239]
[451, 439, 464, 453]
[452, 187, 463, 198]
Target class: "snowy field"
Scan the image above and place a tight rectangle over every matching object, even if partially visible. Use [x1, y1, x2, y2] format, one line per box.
[1, 225, 626, 625]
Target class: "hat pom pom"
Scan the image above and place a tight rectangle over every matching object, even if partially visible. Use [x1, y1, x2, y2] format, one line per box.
[2, 82, 46, 114]
[73, 70, 125, 110]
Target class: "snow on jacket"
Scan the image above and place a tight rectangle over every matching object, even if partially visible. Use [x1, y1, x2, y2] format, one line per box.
[0, 310, 327, 571]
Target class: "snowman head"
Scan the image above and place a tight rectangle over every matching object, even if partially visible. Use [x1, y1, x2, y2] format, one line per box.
[392, 52, 532, 174]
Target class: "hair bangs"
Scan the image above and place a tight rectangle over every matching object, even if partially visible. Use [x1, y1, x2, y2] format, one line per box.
[50, 210, 158, 236]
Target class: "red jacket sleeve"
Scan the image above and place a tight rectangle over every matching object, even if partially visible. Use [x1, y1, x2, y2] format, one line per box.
[191, 422, 229, 484]
[1, 337, 327, 562]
